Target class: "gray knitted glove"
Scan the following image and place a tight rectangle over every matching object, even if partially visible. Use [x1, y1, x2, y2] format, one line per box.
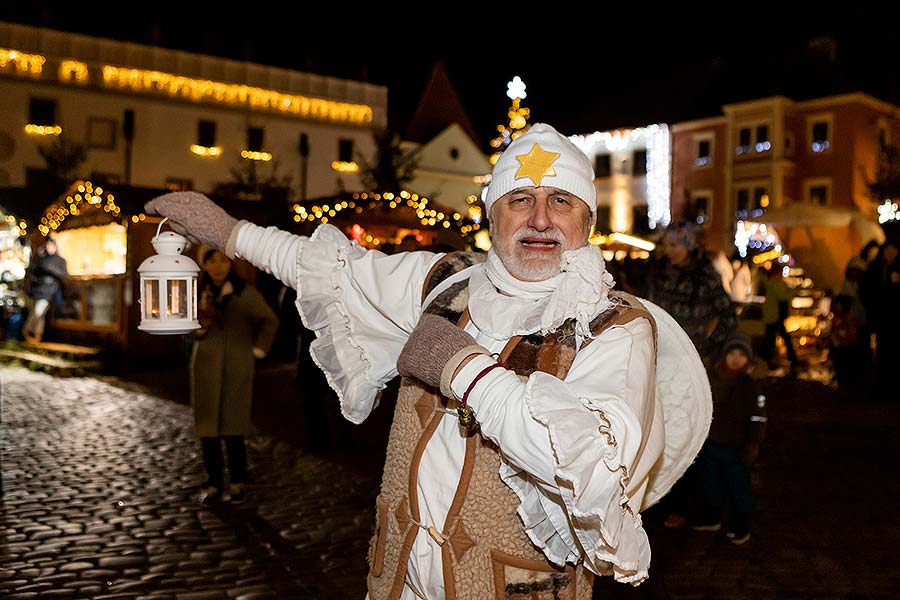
[397, 314, 483, 389]
[144, 191, 239, 253]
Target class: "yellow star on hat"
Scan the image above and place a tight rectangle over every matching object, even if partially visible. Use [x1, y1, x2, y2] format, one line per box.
[514, 144, 560, 186]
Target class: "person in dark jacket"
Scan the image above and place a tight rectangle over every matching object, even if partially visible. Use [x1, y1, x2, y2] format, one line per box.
[641, 219, 739, 529]
[692, 332, 767, 544]
[641, 219, 738, 369]
[23, 238, 68, 342]
[191, 248, 279, 504]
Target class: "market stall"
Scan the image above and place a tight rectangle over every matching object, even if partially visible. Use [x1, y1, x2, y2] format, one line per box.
[34, 180, 180, 358]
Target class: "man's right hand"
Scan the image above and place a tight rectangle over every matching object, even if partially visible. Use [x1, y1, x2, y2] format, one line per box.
[144, 191, 239, 253]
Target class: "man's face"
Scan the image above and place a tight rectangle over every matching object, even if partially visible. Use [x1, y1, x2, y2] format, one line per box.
[490, 186, 592, 282]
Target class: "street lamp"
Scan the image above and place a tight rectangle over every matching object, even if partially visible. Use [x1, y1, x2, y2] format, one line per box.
[138, 218, 200, 334]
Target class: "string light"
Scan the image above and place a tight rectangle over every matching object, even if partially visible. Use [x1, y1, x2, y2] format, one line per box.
[39, 180, 123, 236]
[190, 145, 222, 157]
[59, 60, 88, 83]
[332, 161, 360, 172]
[0, 209, 28, 237]
[101, 66, 373, 124]
[877, 199, 899, 224]
[0, 47, 45, 75]
[569, 124, 671, 230]
[241, 150, 272, 161]
[290, 189, 476, 235]
[25, 124, 62, 136]
[490, 76, 531, 165]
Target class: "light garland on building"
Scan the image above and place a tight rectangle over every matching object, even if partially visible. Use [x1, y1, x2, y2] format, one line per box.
[59, 60, 88, 83]
[101, 66, 374, 124]
[38, 181, 123, 236]
[877, 199, 899, 224]
[0, 47, 44, 76]
[290, 190, 478, 235]
[569, 124, 671, 230]
[241, 150, 272, 162]
[331, 161, 359, 172]
[190, 144, 222, 157]
[734, 220, 784, 259]
[645, 124, 671, 229]
[25, 124, 62, 136]
[3, 45, 374, 123]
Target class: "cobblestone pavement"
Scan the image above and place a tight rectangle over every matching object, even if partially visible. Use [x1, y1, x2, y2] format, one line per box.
[0, 366, 380, 600]
[3, 366, 900, 599]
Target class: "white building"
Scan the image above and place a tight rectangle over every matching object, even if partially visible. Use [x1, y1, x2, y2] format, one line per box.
[569, 125, 671, 236]
[0, 21, 387, 199]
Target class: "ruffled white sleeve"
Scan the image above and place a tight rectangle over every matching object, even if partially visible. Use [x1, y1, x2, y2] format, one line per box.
[234, 222, 442, 424]
[451, 318, 659, 584]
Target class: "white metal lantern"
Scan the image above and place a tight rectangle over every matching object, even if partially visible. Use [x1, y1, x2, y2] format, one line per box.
[138, 218, 201, 334]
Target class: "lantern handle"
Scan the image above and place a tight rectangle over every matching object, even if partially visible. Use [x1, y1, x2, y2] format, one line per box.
[155, 217, 169, 238]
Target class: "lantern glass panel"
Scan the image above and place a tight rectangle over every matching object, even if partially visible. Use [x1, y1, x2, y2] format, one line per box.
[167, 279, 188, 318]
[144, 279, 160, 319]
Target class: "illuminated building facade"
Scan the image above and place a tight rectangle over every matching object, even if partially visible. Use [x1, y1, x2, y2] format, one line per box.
[0, 21, 386, 198]
[0, 21, 386, 353]
[569, 125, 671, 237]
[671, 93, 900, 289]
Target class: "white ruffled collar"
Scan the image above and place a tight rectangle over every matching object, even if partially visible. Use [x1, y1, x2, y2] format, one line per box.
[468, 244, 616, 345]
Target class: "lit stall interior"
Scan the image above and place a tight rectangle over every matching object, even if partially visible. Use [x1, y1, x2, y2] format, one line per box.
[53, 223, 127, 328]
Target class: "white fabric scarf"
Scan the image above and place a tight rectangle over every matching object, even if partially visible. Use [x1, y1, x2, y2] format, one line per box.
[468, 243, 616, 346]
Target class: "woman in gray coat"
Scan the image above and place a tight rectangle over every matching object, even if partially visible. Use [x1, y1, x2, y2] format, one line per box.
[192, 248, 279, 503]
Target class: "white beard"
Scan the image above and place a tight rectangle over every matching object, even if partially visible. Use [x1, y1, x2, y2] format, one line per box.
[492, 228, 565, 282]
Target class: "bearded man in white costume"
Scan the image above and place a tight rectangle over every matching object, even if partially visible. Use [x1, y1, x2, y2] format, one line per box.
[146, 124, 710, 600]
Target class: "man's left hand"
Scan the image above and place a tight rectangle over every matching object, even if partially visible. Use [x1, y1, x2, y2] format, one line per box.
[397, 314, 483, 390]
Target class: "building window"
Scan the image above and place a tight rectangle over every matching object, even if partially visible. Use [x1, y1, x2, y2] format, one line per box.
[632, 150, 648, 176]
[810, 185, 828, 205]
[26, 98, 61, 135]
[29, 98, 57, 126]
[737, 188, 751, 213]
[241, 127, 271, 161]
[338, 138, 354, 163]
[755, 125, 771, 152]
[695, 137, 713, 167]
[736, 124, 771, 155]
[87, 117, 116, 150]
[594, 154, 611, 178]
[808, 115, 833, 153]
[687, 191, 712, 225]
[785, 133, 795, 156]
[737, 128, 752, 155]
[197, 120, 216, 148]
[247, 127, 264, 152]
[736, 185, 768, 218]
[805, 179, 831, 206]
[191, 120, 221, 157]
[166, 178, 193, 192]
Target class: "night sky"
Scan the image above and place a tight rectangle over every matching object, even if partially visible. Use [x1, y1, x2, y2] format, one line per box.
[1, 8, 895, 146]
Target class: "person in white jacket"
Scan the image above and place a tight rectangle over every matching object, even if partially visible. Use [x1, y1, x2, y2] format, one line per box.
[146, 124, 710, 600]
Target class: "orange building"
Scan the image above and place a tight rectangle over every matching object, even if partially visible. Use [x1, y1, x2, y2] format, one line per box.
[671, 93, 900, 290]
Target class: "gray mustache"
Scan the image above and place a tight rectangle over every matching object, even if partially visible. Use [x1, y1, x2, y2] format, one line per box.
[513, 229, 564, 243]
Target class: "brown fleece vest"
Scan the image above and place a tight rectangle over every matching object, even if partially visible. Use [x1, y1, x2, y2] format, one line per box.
[366, 253, 653, 600]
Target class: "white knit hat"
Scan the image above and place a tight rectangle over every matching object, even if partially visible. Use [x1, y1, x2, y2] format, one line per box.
[485, 123, 597, 216]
